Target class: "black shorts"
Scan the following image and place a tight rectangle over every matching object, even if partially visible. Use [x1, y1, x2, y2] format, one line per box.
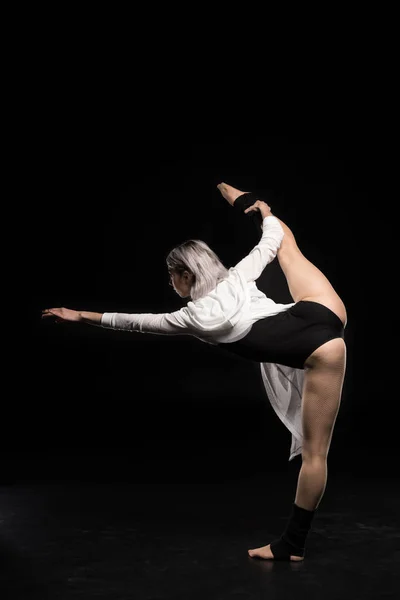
[217, 301, 345, 369]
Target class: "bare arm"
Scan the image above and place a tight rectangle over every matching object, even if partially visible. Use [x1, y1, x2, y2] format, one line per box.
[41, 307, 103, 325]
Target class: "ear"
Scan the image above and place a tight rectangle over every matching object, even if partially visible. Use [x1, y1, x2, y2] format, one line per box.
[186, 273, 195, 285]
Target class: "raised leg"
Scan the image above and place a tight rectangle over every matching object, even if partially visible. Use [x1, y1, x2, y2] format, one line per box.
[217, 182, 347, 327]
[275, 221, 347, 327]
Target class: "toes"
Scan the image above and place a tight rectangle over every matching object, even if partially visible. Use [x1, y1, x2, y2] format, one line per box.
[247, 545, 274, 560]
[248, 545, 304, 561]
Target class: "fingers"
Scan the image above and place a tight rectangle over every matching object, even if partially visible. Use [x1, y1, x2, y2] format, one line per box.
[244, 202, 261, 213]
[41, 308, 59, 319]
[244, 201, 271, 212]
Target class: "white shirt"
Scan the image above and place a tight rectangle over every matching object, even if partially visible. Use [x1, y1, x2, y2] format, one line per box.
[101, 216, 295, 343]
[101, 216, 304, 461]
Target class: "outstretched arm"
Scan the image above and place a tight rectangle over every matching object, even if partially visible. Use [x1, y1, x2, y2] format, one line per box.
[41, 306, 202, 336]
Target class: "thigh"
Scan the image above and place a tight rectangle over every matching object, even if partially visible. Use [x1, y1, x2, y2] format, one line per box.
[233, 191, 347, 327]
[301, 338, 347, 458]
[278, 247, 347, 327]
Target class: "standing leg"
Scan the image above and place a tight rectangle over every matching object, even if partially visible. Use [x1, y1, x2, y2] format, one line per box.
[248, 337, 346, 560]
[295, 339, 347, 510]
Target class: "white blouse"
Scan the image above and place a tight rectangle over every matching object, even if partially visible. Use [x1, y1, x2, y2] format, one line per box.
[101, 216, 304, 462]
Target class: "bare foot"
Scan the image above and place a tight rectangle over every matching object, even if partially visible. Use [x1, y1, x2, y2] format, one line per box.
[216, 182, 248, 206]
[248, 543, 304, 561]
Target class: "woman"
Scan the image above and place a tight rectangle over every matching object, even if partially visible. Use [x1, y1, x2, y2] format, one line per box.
[42, 182, 347, 561]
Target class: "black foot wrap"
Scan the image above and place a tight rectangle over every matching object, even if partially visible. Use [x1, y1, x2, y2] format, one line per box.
[232, 192, 263, 232]
[270, 503, 316, 560]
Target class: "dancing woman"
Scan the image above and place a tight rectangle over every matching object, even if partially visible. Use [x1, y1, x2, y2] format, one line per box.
[42, 182, 347, 561]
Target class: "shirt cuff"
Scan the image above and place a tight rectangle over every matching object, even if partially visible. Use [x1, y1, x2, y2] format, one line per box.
[101, 313, 115, 328]
[263, 215, 279, 225]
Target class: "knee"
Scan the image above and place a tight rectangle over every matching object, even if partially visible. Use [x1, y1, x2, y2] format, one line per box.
[301, 450, 328, 464]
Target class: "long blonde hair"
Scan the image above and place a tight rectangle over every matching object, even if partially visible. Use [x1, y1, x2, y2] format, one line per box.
[166, 239, 230, 301]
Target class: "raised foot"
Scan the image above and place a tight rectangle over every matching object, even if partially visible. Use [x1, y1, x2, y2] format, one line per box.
[217, 182, 248, 206]
[248, 543, 304, 561]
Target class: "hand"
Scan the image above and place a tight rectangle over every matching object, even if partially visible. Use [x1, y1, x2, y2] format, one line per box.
[41, 307, 82, 323]
[244, 200, 273, 220]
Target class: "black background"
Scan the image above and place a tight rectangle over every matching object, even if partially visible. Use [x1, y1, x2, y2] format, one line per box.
[9, 134, 395, 484]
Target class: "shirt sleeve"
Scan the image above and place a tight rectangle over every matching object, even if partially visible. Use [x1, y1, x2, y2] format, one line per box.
[233, 215, 284, 282]
[100, 307, 196, 336]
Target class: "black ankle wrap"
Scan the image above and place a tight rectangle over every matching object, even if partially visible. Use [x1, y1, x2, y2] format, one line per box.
[269, 503, 316, 560]
[232, 192, 263, 231]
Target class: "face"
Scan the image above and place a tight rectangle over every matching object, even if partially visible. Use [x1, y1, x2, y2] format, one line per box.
[169, 269, 194, 298]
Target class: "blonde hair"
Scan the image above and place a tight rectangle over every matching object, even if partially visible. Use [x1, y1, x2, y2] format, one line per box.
[166, 239, 230, 301]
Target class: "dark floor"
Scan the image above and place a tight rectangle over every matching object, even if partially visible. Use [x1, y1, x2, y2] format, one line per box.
[1, 464, 399, 600]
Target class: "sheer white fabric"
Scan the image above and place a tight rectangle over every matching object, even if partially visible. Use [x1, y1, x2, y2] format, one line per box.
[260, 362, 304, 461]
